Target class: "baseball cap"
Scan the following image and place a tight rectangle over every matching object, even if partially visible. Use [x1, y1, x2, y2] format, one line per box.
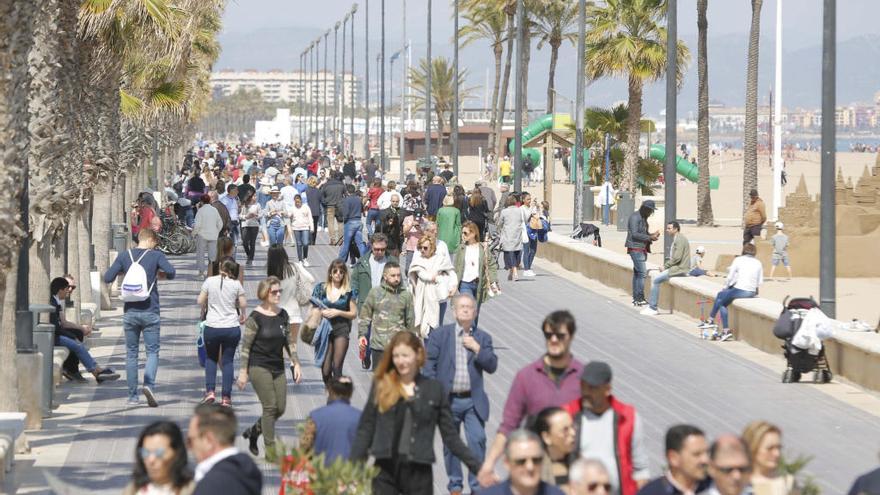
[775, 222, 784, 230]
[749, 189, 759, 197]
[696, 245, 706, 254]
[642, 200, 656, 211]
[581, 361, 613, 386]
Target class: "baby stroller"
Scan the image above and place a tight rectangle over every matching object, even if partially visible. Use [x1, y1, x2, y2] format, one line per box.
[772, 296, 833, 384]
[570, 222, 602, 247]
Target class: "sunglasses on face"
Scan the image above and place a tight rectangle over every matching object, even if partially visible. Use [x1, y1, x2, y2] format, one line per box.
[332, 269, 345, 274]
[419, 245, 431, 251]
[139, 447, 167, 459]
[269, 289, 282, 295]
[587, 482, 612, 492]
[511, 456, 543, 467]
[717, 465, 751, 475]
[543, 331, 569, 341]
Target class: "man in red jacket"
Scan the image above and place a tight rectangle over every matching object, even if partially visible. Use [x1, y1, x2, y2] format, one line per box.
[563, 362, 650, 495]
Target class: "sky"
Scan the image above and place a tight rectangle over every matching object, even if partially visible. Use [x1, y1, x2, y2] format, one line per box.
[218, 0, 880, 114]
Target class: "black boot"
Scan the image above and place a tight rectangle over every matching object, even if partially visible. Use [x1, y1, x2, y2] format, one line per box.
[242, 421, 261, 456]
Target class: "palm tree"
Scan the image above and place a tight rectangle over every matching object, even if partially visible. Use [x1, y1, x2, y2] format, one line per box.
[743, 0, 762, 214]
[585, 0, 690, 194]
[535, 0, 578, 115]
[696, 0, 713, 225]
[409, 57, 476, 156]
[459, 1, 507, 154]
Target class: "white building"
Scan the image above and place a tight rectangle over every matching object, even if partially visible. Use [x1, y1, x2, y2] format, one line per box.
[210, 70, 361, 106]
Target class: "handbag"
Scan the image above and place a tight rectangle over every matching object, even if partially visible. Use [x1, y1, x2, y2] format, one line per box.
[197, 321, 207, 368]
[301, 295, 327, 345]
[481, 243, 498, 300]
[528, 214, 542, 231]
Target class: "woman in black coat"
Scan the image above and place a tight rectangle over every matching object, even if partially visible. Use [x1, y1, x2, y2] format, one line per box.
[466, 188, 491, 241]
[351, 331, 480, 495]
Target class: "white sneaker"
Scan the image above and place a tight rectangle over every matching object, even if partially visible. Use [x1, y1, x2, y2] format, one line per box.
[523, 270, 536, 277]
[260, 239, 269, 247]
[719, 330, 734, 342]
[697, 320, 715, 329]
[640, 307, 659, 316]
[302, 259, 310, 267]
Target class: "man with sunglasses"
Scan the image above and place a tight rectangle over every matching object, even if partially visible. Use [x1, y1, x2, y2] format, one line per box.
[479, 429, 565, 495]
[479, 311, 584, 488]
[569, 458, 613, 495]
[353, 233, 399, 369]
[706, 435, 751, 495]
[562, 361, 650, 495]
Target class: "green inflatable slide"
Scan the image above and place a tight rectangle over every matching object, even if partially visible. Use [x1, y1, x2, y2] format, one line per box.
[649, 144, 720, 190]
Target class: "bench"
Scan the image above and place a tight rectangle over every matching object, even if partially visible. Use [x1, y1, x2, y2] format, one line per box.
[0, 412, 26, 482]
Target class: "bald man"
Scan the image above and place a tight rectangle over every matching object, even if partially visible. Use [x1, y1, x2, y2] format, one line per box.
[706, 435, 751, 495]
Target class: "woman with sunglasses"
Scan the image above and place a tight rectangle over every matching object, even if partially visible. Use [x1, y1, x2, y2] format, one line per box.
[310, 259, 357, 385]
[530, 407, 576, 489]
[197, 259, 246, 406]
[237, 277, 301, 461]
[408, 235, 457, 337]
[124, 421, 194, 495]
[351, 331, 481, 494]
[454, 221, 499, 325]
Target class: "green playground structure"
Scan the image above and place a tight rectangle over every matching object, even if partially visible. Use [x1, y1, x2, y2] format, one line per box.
[649, 144, 720, 190]
[506, 114, 550, 165]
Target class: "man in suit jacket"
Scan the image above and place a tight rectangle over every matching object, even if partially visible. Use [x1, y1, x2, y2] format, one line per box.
[424, 293, 499, 495]
[189, 404, 262, 495]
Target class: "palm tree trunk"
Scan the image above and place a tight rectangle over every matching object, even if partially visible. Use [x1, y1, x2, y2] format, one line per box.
[546, 41, 560, 115]
[696, 0, 713, 225]
[623, 75, 644, 194]
[50, 229, 65, 277]
[488, 42, 503, 154]
[495, 9, 516, 159]
[93, 186, 113, 309]
[0, 256, 19, 411]
[28, 240, 51, 306]
[77, 202, 94, 307]
[743, 0, 763, 214]
[67, 212, 81, 317]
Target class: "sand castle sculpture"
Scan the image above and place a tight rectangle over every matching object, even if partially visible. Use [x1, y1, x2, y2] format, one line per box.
[753, 153, 880, 277]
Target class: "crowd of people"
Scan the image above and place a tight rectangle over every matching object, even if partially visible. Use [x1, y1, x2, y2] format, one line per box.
[71, 139, 877, 495]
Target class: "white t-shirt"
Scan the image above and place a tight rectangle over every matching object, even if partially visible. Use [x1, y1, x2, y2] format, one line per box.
[726, 255, 764, 292]
[461, 244, 480, 282]
[201, 275, 245, 328]
[280, 185, 299, 206]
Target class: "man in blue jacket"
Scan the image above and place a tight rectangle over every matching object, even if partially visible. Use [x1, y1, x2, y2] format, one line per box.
[301, 376, 361, 466]
[424, 293, 498, 495]
[624, 200, 659, 307]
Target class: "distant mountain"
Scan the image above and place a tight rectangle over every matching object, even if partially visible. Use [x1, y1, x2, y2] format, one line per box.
[215, 27, 880, 115]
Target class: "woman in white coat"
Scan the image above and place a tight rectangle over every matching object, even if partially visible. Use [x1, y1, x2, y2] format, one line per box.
[408, 234, 457, 337]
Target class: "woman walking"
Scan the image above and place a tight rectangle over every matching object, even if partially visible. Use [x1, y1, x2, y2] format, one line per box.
[466, 189, 490, 241]
[454, 221, 498, 325]
[192, 194, 223, 279]
[497, 195, 525, 281]
[123, 421, 194, 495]
[436, 195, 462, 254]
[309, 260, 357, 385]
[237, 276, 302, 461]
[742, 421, 798, 495]
[305, 176, 322, 245]
[264, 186, 287, 246]
[197, 259, 246, 406]
[240, 193, 261, 266]
[267, 244, 314, 337]
[366, 178, 383, 236]
[288, 195, 314, 266]
[408, 235, 457, 337]
[350, 331, 481, 494]
[208, 237, 243, 281]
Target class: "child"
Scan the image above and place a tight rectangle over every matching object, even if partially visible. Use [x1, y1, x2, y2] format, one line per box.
[689, 245, 715, 277]
[768, 222, 792, 280]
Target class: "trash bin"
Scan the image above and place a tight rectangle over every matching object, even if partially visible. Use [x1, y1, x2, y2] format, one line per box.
[582, 185, 595, 221]
[616, 191, 634, 231]
[112, 223, 127, 253]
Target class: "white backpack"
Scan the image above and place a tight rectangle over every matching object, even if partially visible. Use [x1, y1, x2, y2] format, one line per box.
[120, 250, 155, 302]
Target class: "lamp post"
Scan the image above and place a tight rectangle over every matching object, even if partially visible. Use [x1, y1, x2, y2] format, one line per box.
[314, 38, 322, 144]
[380, 0, 386, 171]
[772, 0, 783, 220]
[334, 21, 341, 146]
[343, 13, 349, 151]
[323, 30, 330, 146]
[573, 0, 586, 227]
[299, 51, 305, 144]
[309, 42, 315, 142]
[425, 0, 433, 169]
[399, 0, 407, 181]
[364, 0, 370, 158]
[351, 4, 357, 156]
[820, 0, 836, 318]
[664, 0, 677, 258]
[452, 0, 460, 176]
[513, 0, 524, 192]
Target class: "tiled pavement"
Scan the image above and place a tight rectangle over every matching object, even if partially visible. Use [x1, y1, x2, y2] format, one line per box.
[13, 231, 880, 494]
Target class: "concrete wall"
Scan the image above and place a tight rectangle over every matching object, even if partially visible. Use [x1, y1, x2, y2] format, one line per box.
[540, 232, 880, 391]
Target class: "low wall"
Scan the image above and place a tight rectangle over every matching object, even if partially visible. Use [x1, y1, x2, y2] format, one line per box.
[539, 232, 880, 392]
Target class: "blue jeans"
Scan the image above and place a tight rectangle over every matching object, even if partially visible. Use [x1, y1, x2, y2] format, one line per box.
[709, 287, 756, 329]
[204, 326, 240, 398]
[183, 207, 194, 228]
[123, 311, 161, 400]
[443, 396, 486, 492]
[366, 208, 381, 237]
[338, 219, 368, 261]
[629, 251, 647, 302]
[458, 279, 478, 299]
[294, 229, 310, 260]
[57, 336, 97, 373]
[438, 301, 448, 328]
[522, 238, 538, 270]
[648, 270, 681, 310]
[267, 219, 285, 245]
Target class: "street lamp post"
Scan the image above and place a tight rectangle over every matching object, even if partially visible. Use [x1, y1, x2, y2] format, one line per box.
[299, 51, 305, 144]
[820, 0, 836, 318]
[399, 0, 407, 181]
[425, 0, 433, 169]
[364, 0, 370, 159]
[513, 0, 524, 192]
[351, 4, 357, 156]
[308, 42, 315, 142]
[664, 0, 678, 258]
[334, 22, 341, 146]
[573, 0, 586, 227]
[315, 38, 321, 144]
[452, 0, 460, 176]
[380, 0, 386, 171]
[323, 30, 330, 146]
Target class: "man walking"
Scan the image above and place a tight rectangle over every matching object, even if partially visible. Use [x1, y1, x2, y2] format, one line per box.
[300, 377, 361, 466]
[358, 262, 414, 368]
[479, 311, 584, 487]
[103, 228, 175, 406]
[353, 233, 399, 368]
[742, 189, 766, 245]
[706, 435, 751, 495]
[189, 404, 262, 495]
[478, 430, 565, 495]
[637, 424, 710, 495]
[321, 171, 346, 244]
[219, 183, 240, 248]
[625, 200, 659, 307]
[338, 184, 369, 262]
[424, 293, 498, 495]
[424, 175, 448, 219]
[563, 361, 650, 495]
[641, 221, 691, 316]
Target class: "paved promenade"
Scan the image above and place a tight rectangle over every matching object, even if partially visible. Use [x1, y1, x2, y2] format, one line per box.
[12, 233, 880, 494]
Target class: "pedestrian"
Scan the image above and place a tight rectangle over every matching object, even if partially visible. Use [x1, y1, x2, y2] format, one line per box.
[569, 459, 613, 495]
[208, 237, 241, 281]
[197, 259, 246, 406]
[636, 424, 710, 495]
[192, 194, 223, 278]
[479, 311, 584, 487]
[308, 260, 357, 385]
[366, 178, 384, 236]
[188, 404, 262, 495]
[706, 435, 752, 495]
[641, 221, 691, 316]
[103, 228, 174, 405]
[401, 212, 424, 274]
[240, 193, 260, 266]
[530, 407, 576, 489]
[521, 192, 539, 278]
[49, 277, 119, 384]
[321, 170, 346, 244]
[357, 257, 412, 371]
[689, 246, 715, 277]
[288, 195, 314, 265]
[299, 376, 361, 466]
[209, 190, 231, 238]
[768, 222, 792, 280]
[742, 421, 797, 495]
[305, 176, 323, 245]
[130, 193, 160, 244]
[409, 234, 458, 336]
[498, 195, 525, 281]
[423, 293, 498, 495]
[848, 463, 880, 495]
[562, 361, 651, 495]
[477, 180, 497, 216]
[264, 186, 287, 246]
[701, 243, 763, 341]
[454, 222, 499, 326]
[625, 200, 659, 306]
[124, 421, 194, 495]
[402, 180, 425, 216]
[350, 331, 482, 494]
[437, 195, 462, 253]
[425, 175, 448, 218]
[743, 189, 767, 245]
[218, 183, 240, 247]
[266, 244, 313, 350]
[478, 429, 566, 495]
[377, 180, 398, 210]
[499, 155, 513, 185]
[377, 193, 403, 256]
[338, 184, 369, 262]
[237, 276, 301, 461]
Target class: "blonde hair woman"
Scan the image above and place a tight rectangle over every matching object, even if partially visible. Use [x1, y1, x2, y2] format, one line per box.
[310, 259, 357, 385]
[742, 421, 798, 495]
[408, 235, 457, 337]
